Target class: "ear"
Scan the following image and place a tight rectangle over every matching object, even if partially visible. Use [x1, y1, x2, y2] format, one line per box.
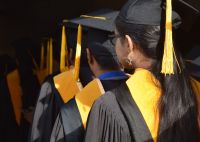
[86, 48, 93, 64]
[125, 35, 136, 52]
[125, 35, 137, 67]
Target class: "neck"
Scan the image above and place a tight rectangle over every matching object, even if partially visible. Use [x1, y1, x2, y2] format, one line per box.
[134, 57, 155, 71]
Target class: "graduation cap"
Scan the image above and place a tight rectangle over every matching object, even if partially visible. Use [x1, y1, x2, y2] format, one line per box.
[63, 8, 119, 50]
[67, 9, 120, 69]
[68, 9, 118, 32]
[118, 0, 182, 75]
[68, 8, 119, 42]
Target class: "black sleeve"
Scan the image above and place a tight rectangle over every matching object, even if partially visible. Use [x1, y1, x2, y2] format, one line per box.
[50, 113, 65, 142]
[29, 81, 52, 142]
[29, 77, 63, 142]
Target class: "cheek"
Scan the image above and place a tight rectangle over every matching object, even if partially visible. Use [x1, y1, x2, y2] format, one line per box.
[116, 48, 123, 63]
[115, 41, 128, 66]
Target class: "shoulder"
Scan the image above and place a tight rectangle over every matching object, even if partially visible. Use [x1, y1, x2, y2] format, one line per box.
[60, 98, 77, 114]
[87, 88, 131, 137]
[37, 81, 53, 101]
[37, 78, 62, 106]
[92, 89, 128, 126]
[94, 90, 118, 109]
[40, 74, 58, 94]
[93, 83, 129, 110]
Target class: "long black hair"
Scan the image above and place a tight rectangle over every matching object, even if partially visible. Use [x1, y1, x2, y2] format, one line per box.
[115, 17, 200, 142]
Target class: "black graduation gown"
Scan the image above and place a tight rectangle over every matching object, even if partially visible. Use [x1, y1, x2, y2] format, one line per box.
[84, 83, 154, 142]
[29, 74, 64, 142]
[29, 66, 93, 142]
[50, 78, 128, 142]
[0, 76, 20, 142]
[0, 56, 22, 142]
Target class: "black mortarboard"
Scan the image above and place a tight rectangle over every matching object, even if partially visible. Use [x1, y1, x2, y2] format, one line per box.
[118, 0, 181, 27]
[68, 9, 119, 32]
[68, 9, 119, 65]
[63, 9, 119, 57]
[59, 9, 120, 84]
[118, 0, 162, 25]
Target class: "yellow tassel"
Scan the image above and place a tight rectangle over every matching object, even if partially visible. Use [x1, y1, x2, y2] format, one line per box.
[46, 39, 50, 75]
[60, 26, 69, 72]
[65, 31, 69, 70]
[74, 24, 82, 81]
[161, 0, 174, 75]
[49, 38, 53, 74]
[80, 15, 106, 20]
[40, 42, 45, 70]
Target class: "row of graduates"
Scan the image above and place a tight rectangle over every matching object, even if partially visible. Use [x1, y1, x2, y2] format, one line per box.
[29, 1, 200, 142]
[29, 9, 129, 142]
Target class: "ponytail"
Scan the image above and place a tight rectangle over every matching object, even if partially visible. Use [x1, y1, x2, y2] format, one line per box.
[157, 46, 200, 142]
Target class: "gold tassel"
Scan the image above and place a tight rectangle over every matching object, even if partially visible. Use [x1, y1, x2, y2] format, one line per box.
[60, 25, 68, 72]
[80, 15, 106, 20]
[40, 42, 45, 70]
[46, 39, 50, 75]
[65, 29, 69, 70]
[49, 38, 53, 74]
[161, 0, 174, 75]
[74, 24, 82, 81]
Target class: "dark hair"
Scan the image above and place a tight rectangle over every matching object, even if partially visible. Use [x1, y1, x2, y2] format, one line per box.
[115, 17, 200, 141]
[87, 29, 120, 71]
[90, 48, 120, 71]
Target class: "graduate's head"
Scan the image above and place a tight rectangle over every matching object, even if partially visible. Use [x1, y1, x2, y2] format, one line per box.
[69, 9, 121, 77]
[114, 0, 181, 70]
[86, 28, 120, 76]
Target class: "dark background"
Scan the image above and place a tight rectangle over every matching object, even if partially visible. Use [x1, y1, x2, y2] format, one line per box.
[0, 0, 199, 58]
[0, 0, 125, 58]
